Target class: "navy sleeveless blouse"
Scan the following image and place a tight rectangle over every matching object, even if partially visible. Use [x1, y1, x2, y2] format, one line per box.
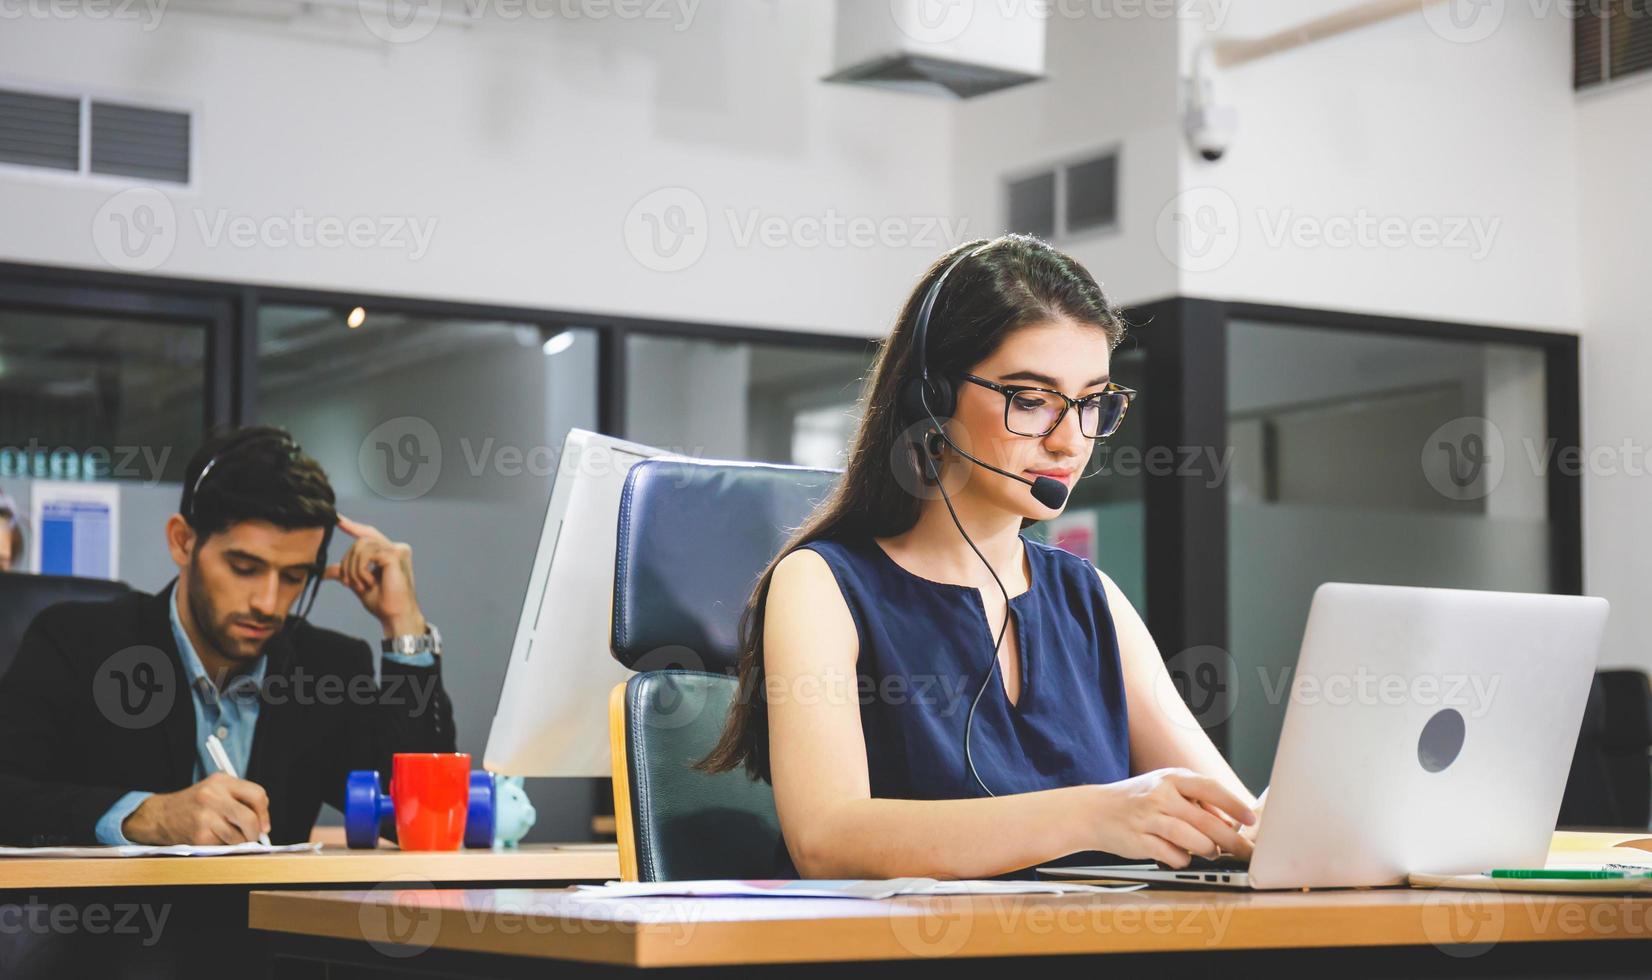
[771, 532, 1132, 878]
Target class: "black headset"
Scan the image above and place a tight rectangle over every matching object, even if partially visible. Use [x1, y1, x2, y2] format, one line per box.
[896, 242, 1076, 798]
[185, 429, 332, 624]
[898, 243, 985, 433]
[900, 244, 1070, 510]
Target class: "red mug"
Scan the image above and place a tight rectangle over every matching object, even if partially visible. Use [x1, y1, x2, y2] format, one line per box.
[390, 753, 470, 850]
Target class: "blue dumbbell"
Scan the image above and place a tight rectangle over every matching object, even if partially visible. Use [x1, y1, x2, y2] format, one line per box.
[344, 769, 497, 849]
[465, 770, 496, 848]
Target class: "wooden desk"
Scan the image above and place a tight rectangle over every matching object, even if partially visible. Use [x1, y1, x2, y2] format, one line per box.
[250, 884, 1652, 971]
[248, 833, 1652, 977]
[0, 843, 619, 890]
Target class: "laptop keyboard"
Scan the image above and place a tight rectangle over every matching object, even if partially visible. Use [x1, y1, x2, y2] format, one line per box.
[1159, 854, 1251, 872]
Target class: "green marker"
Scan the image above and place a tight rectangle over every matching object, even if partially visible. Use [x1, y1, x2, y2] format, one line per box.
[1489, 869, 1652, 880]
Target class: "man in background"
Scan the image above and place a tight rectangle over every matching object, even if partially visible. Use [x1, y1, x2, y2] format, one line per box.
[0, 426, 454, 845]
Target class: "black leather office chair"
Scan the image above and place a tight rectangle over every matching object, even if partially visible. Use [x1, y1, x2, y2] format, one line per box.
[607, 458, 838, 881]
[1559, 669, 1652, 828]
[0, 571, 130, 680]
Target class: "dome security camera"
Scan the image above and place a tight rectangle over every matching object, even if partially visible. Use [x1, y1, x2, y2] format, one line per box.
[1185, 102, 1238, 163]
[1183, 43, 1236, 163]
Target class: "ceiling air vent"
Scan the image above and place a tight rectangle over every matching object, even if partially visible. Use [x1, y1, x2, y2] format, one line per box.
[825, 0, 1046, 99]
[0, 87, 190, 185]
[90, 101, 191, 184]
[1004, 149, 1121, 242]
[0, 88, 80, 172]
[1575, 0, 1652, 90]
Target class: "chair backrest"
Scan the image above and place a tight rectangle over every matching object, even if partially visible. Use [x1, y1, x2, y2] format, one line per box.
[1560, 669, 1652, 827]
[611, 458, 838, 673]
[608, 458, 838, 880]
[0, 572, 130, 680]
[610, 671, 784, 881]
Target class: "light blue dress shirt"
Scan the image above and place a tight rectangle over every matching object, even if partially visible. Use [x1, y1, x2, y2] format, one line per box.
[95, 593, 434, 845]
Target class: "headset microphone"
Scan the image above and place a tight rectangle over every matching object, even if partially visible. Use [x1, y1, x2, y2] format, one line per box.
[925, 422, 1070, 510]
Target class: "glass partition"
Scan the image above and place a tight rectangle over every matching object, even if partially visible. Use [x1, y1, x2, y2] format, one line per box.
[1225, 320, 1550, 786]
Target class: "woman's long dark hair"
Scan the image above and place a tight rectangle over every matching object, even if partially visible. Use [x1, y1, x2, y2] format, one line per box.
[696, 234, 1129, 782]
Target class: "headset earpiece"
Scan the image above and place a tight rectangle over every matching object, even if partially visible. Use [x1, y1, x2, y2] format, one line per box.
[899, 375, 955, 426]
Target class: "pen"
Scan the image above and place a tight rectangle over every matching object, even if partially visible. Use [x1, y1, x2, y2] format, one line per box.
[1489, 869, 1652, 879]
[204, 733, 272, 847]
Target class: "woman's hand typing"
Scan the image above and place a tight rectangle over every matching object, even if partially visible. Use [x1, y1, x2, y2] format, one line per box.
[1085, 768, 1258, 867]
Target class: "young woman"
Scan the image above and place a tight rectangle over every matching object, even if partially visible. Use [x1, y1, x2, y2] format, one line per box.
[699, 235, 1259, 880]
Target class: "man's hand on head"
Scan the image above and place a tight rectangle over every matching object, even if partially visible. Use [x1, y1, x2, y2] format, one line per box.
[321, 515, 426, 639]
[121, 772, 271, 846]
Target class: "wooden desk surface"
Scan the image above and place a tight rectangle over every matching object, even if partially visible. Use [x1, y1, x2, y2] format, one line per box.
[248, 833, 1652, 968]
[0, 842, 618, 890]
[249, 882, 1652, 968]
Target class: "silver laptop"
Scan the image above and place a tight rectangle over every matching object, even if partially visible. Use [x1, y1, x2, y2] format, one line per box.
[1041, 582, 1609, 890]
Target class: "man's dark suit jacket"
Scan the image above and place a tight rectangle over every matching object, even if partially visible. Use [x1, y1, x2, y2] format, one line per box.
[0, 584, 455, 846]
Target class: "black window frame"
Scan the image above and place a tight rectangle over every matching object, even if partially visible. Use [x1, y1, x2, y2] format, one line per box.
[1125, 297, 1583, 754]
[0, 263, 1583, 764]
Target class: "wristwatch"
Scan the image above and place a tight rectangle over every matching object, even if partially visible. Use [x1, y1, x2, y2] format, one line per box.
[382, 621, 442, 658]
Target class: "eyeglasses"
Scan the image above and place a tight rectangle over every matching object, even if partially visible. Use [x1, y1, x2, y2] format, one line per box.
[959, 373, 1136, 439]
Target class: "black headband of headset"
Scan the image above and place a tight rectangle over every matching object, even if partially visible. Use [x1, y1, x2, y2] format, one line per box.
[911, 242, 991, 389]
[187, 430, 332, 621]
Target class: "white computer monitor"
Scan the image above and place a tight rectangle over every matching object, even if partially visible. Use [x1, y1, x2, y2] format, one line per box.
[483, 428, 666, 778]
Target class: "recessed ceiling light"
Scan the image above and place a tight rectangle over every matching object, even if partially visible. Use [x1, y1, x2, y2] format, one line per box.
[542, 331, 575, 356]
[347, 307, 367, 329]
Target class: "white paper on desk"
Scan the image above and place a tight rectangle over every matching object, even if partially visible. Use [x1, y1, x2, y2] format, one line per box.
[574, 878, 1146, 900]
[0, 841, 323, 858]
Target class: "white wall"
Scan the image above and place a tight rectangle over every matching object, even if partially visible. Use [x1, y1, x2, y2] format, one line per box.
[4, 1, 1647, 778]
[0, 2, 958, 338]
[1576, 80, 1652, 673]
[951, 5, 1184, 308]
[1176, 0, 1583, 332]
